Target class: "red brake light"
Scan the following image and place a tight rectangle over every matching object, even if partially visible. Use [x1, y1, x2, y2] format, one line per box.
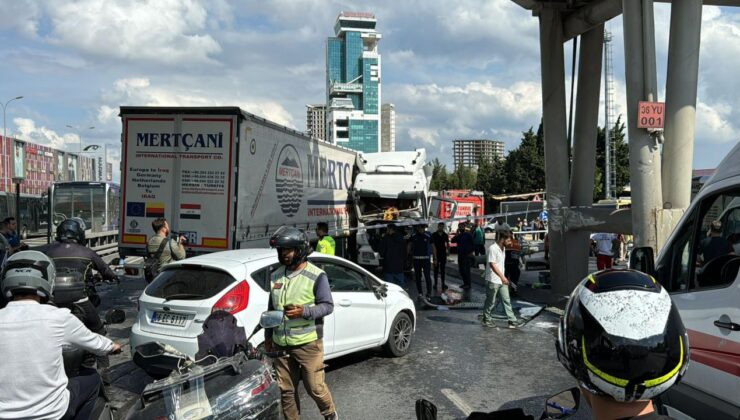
[212, 281, 250, 314]
[251, 370, 273, 396]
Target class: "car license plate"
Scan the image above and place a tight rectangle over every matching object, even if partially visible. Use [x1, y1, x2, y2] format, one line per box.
[152, 311, 188, 327]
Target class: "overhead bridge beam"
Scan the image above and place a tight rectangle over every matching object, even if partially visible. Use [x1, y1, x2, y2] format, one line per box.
[514, 0, 740, 42]
[563, 0, 622, 41]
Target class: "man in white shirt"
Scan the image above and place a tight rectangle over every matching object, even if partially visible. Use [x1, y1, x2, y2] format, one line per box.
[0, 251, 122, 420]
[590, 232, 618, 270]
[480, 231, 522, 329]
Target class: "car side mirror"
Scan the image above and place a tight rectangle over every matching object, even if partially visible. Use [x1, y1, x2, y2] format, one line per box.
[260, 310, 285, 329]
[544, 387, 580, 419]
[104, 309, 126, 325]
[629, 246, 655, 275]
[373, 283, 388, 299]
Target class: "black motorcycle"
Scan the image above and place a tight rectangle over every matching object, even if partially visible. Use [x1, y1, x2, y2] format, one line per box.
[125, 310, 286, 419]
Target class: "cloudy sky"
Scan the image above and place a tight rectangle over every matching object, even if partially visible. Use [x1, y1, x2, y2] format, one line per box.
[0, 1, 738, 183]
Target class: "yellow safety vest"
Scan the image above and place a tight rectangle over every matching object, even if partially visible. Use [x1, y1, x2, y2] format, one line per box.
[316, 236, 336, 255]
[270, 263, 323, 347]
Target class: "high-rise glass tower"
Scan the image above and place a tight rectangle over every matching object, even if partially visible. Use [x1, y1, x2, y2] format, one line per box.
[326, 12, 381, 153]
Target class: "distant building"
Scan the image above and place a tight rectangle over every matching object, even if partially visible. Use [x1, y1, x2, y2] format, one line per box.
[306, 104, 326, 140]
[381, 103, 395, 152]
[0, 135, 102, 195]
[326, 11, 382, 153]
[453, 139, 505, 170]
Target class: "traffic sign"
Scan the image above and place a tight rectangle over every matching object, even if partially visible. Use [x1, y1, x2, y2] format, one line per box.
[637, 101, 665, 129]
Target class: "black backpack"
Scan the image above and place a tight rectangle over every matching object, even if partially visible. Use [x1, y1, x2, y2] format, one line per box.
[144, 238, 168, 283]
[195, 311, 247, 360]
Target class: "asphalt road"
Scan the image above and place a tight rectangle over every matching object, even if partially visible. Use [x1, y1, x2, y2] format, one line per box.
[93, 260, 594, 419]
[291, 271, 592, 420]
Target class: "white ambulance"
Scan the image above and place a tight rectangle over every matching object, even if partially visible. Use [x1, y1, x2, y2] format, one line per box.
[631, 142, 740, 419]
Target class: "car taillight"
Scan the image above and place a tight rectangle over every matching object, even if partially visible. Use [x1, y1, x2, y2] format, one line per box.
[251, 370, 273, 396]
[212, 281, 250, 314]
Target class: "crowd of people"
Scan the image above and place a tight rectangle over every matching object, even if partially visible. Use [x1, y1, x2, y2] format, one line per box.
[371, 218, 528, 329]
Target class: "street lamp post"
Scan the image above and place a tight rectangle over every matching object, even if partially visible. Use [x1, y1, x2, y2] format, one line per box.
[2, 96, 23, 192]
[66, 125, 94, 180]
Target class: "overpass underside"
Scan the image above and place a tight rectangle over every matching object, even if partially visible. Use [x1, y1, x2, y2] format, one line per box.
[513, 0, 733, 293]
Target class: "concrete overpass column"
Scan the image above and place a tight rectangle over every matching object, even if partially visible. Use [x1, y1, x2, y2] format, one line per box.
[569, 25, 605, 284]
[538, 8, 573, 294]
[662, 1, 702, 213]
[622, 0, 663, 250]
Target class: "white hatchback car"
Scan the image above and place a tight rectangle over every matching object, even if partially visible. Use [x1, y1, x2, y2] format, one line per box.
[129, 249, 416, 360]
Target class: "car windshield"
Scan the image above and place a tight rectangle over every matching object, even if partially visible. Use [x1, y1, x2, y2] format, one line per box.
[146, 266, 235, 300]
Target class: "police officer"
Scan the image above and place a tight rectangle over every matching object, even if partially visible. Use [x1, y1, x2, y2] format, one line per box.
[315, 222, 336, 256]
[37, 218, 117, 369]
[264, 226, 338, 420]
[408, 224, 433, 299]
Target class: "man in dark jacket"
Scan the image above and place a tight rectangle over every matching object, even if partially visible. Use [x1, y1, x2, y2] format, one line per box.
[452, 223, 475, 289]
[431, 222, 449, 291]
[36, 218, 117, 369]
[379, 224, 406, 287]
[408, 224, 433, 298]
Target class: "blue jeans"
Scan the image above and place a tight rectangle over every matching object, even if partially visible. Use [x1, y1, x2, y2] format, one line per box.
[384, 272, 406, 287]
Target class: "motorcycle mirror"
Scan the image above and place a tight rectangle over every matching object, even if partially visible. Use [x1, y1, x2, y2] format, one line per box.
[544, 387, 580, 419]
[260, 310, 285, 329]
[105, 309, 126, 325]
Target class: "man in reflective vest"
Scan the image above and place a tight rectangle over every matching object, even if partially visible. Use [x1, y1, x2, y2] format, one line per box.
[265, 226, 337, 420]
[315, 222, 336, 255]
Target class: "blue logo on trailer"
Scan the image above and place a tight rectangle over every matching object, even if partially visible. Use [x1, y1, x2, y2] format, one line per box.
[127, 202, 145, 217]
[539, 210, 548, 222]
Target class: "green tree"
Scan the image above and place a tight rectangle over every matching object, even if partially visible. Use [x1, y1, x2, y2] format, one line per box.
[593, 117, 630, 200]
[430, 158, 449, 191]
[448, 164, 477, 190]
[475, 156, 507, 211]
[504, 123, 546, 194]
[475, 157, 494, 194]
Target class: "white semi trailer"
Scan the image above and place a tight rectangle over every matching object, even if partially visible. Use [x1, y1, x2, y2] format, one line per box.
[118, 107, 357, 258]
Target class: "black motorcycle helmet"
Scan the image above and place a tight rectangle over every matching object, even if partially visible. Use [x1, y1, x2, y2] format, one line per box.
[556, 269, 689, 402]
[55, 218, 86, 244]
[269, 226, 312, 266]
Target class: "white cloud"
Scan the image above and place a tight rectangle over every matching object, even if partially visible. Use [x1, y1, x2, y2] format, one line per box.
[408, 127, 438, 146]
[0, 1, 41, 38]
[97, 77, 296, 128]
[0, 0, 738, 174]
[695, 101, 737, 144]
[97, 105, 118, 125]
[10, 0, 223, 65]
[13, 117, 79, 151]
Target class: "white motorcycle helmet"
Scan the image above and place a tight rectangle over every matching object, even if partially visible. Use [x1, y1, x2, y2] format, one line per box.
[1, 251, 56, 303]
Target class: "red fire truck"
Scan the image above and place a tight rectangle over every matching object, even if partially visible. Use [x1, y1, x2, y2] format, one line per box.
[435, 190, 485, 248]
